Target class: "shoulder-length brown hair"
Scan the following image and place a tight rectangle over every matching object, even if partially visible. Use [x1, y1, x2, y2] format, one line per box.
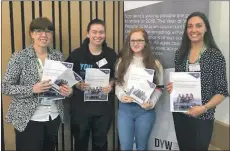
[116, 28, 158, 85]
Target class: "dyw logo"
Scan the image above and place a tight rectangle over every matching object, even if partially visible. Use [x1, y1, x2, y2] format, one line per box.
[155, 138, 173, 150]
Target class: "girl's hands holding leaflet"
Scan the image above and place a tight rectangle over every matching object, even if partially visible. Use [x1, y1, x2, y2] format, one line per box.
[102, 80, 114, 94]
[76, 81, 90, 91]
[141, 100, 153, 110]
[102, 85, 112, 94]
[166, 82, 173, 93]
[121, 95, 134, 103]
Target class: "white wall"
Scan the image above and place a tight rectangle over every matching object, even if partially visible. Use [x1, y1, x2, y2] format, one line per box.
[209, 1, 229, 125]
[124, 1, 162, 12]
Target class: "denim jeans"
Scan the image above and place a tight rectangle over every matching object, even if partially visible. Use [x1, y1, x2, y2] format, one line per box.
[118, 102, 156, 150]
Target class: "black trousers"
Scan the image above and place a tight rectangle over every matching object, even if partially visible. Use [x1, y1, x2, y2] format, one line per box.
[15, 116, 61, 151]
[71, 114, 113, 151]
[173, 113, 214, 151]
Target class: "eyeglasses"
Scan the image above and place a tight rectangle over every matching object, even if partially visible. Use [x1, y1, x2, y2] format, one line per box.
[130, 39, 145, 45]
[34, 29, 53, 35]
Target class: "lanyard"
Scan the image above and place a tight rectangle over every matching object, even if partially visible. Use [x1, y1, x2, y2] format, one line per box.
[186, 45, 206, 72]
[36, 58, 44, 80]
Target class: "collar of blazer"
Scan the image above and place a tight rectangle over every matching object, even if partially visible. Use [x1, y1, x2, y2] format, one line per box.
[27, 44, 60, 61]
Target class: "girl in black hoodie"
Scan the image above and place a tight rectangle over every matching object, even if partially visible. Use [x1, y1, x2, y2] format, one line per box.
[66, 19, 117, 151]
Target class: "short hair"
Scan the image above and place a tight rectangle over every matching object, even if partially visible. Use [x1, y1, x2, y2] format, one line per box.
[29, 17, 54, 32]
[87, 19, 105, 32]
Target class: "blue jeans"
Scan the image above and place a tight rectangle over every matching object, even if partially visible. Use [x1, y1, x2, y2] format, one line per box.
[118, 102, 156, 150]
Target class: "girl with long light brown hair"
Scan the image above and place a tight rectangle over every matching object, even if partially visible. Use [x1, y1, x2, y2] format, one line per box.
[115, 28, 164, 150]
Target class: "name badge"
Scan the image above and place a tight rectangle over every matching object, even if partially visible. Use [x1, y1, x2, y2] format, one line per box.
[40, 98, 53, 106]
[189, 63, 200, 72]
[96, 58, 108, 68]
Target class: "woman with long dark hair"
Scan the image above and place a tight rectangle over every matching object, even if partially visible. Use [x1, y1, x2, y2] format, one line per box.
[115, 28, 164, 150]
[166, 12, 228, 151]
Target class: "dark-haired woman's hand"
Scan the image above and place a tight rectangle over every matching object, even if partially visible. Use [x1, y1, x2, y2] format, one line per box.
[186, 106, 207, 117]
[166, 82, 173, 94]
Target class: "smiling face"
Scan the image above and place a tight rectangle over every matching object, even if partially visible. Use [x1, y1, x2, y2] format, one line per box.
[87, 24, 105, 47]
[186, 16, 207, 44]
[129, 31, 146, 54]
[30, 29, 53, 48]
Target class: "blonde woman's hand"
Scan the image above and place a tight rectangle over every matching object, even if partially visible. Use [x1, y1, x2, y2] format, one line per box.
[166, 82, 173, 94]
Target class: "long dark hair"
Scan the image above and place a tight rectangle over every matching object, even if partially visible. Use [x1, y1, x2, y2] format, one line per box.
[116, 28, 158, 85]
[178, 12, 220, 62]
